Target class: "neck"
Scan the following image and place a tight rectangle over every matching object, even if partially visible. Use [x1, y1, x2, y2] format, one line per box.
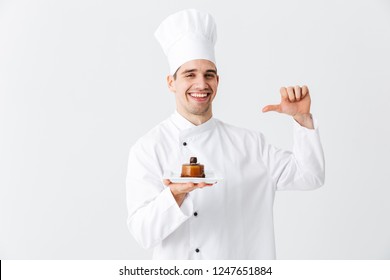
[177, 108, 212, 126]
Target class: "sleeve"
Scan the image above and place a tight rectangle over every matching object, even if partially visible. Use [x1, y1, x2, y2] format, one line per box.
[260, 117, 325, 191]
[126, 142, 194, 249]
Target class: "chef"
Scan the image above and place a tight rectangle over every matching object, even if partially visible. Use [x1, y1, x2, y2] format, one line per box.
[126, 9, 325, 259]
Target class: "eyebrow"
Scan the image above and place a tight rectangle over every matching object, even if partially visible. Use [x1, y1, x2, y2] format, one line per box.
[180, 69, 218, 75]
[206, 69, 217, 75]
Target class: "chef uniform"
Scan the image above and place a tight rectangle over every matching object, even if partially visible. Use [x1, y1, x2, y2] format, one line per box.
[126, 9, 325, 260]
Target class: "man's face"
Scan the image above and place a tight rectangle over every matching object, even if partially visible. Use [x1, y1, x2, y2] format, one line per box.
[167, 59, 219, 120]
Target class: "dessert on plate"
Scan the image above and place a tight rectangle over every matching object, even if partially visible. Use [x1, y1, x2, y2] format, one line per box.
[180, 157, 205, 178]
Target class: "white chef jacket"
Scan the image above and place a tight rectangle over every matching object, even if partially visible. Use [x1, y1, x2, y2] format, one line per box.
[126, 111, 325, 259]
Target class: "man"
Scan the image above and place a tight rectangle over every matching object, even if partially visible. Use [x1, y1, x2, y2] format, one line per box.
[126, 9, 325, 259]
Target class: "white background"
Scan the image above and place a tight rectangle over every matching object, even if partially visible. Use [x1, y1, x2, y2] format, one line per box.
[1, 0, 389, 259]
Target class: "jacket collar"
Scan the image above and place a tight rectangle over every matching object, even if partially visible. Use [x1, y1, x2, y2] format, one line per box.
[170, 110, 196, 130]
[170, 110, 216, 137]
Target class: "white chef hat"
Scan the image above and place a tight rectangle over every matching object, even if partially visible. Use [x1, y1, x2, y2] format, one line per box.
[154, 9, 217, 75]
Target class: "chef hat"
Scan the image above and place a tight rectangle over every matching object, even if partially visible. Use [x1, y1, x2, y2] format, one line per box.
[154, 9, 217, 75]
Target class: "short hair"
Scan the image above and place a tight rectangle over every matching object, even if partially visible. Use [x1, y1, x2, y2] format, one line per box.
[173, 67, 180, 80]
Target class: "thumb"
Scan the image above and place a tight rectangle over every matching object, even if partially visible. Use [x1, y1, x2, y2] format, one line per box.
[163, 179, 172, 186]
[262, 104, 281, 113]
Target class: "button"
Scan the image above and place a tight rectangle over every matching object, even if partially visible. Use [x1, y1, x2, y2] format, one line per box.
[195, 248, 200, 253]
[194, 212, 198, 217]
[183, 142, 187, 146]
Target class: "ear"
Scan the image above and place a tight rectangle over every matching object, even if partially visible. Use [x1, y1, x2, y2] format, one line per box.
[167, 75, 175, 92]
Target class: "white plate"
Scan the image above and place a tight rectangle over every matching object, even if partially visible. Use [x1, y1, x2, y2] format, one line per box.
[164, 172, 223, 184]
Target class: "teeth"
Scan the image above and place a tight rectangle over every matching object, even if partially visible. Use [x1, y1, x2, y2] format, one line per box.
[190, 93, 208, 98]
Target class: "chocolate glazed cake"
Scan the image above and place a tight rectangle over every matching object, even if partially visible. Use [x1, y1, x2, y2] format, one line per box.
[181, 157, 205, 178]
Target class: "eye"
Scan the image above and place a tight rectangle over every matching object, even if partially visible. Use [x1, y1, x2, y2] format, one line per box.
[185, 73, 195, 78]
[205, 74, 215, 78]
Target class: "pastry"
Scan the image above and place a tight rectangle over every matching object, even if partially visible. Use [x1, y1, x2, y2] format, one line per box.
[181, 157, 205, 178]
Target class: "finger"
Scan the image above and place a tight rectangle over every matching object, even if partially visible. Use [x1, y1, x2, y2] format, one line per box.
[168, 181, 194, 190]
[197, 182, 214, 188]
[280, 87, 288, 101]
[287, 86, 295, 102]
[177, 182, 195, 193]
[294, 85, 301, 101]
[262, 104, 281, 113]
[302, 85, 309, 97]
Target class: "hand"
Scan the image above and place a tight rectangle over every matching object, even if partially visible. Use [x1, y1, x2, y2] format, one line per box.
[262, 85, 314, 129]
[163, 179, 213, 206]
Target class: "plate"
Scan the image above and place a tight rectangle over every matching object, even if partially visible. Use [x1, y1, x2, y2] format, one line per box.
[163, 172, 223, 184]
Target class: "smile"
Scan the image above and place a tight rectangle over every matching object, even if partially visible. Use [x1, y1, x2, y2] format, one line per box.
[189, 92, 209, 98]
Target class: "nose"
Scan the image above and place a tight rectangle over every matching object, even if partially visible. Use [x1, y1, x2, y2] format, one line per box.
[193, 76, 209, 90]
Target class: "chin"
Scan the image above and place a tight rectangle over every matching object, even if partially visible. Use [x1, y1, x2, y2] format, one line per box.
[190, 107, 210, 116]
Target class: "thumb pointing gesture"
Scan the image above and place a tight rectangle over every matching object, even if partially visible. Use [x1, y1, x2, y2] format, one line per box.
[262, 86, 311, 117]
[262, 104, 282, 113]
